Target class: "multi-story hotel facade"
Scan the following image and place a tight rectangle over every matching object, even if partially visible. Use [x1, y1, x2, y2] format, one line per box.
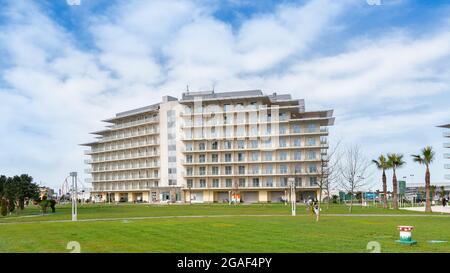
[438, 123, 450, 180]
[82, 90, 334, 203]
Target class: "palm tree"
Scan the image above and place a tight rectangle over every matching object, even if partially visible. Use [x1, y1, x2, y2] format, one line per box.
[387, 153, 405, 210]
[411, 146, 435, 213]
[372, 155, 390, 209]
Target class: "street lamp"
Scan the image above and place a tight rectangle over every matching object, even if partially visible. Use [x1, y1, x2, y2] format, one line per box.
[288, 178, 296, 216]
[70, 172, 77, 222]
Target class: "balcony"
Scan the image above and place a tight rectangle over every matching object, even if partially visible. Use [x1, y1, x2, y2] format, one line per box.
[445, 174, 450, 180]
[445, 153, 450, 159]
[91, 163, 160, 173]
[182, 171, 319, 178]
[89, 141, 160, 154]
[444, 143, 450, 148]
[93, 175, 160, 183]
[92, 153, 160, 163]
[110, 117, 159, 130]
[443, 132, 450, 138]
[84, 159, 92, 164]
[445, 164, 450, 169]
[101, 129, 159, 142]
[85, 178, 92, 183]
[84, 168, 92, 174]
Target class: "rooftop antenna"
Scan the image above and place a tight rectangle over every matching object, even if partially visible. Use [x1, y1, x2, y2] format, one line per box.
[212, 83, 215, 93]
[186, 85, 189, 94]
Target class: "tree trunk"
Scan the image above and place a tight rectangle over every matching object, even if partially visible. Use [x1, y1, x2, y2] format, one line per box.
[382, 170, 388, 209]
[425, 166, 432, 213]
[316, 189, 322, 222]
[349, 190, 353, 213]
[392, 169, 398, 210]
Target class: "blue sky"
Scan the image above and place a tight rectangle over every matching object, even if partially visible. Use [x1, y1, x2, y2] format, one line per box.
[0, 0, 450, 190]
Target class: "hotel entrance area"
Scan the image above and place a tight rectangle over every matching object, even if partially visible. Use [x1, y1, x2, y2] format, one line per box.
[183, 189, 319, 203]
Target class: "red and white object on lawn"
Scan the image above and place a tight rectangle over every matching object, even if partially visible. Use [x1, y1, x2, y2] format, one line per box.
[396, 226, 417, 245]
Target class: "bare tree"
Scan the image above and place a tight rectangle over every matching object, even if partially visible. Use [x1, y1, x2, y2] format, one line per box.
[316, 140, 341, 221]
[338, 144, 372, 213]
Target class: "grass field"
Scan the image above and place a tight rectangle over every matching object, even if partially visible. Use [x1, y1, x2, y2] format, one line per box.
[0, 203, 448, 253]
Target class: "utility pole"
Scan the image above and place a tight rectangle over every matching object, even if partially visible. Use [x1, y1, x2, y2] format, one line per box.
[70, 172, 78, 221]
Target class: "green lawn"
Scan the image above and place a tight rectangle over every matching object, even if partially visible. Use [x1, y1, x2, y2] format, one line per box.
[0, 203, 448, 253]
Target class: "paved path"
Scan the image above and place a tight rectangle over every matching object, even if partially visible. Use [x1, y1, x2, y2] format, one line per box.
[400, 206, 450, 214]
[0, 213, 449, 225]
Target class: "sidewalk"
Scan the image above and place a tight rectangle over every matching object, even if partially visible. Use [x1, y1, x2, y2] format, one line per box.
[400, 206, 450, 213]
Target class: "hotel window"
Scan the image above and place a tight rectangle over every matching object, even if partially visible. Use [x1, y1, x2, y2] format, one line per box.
[310, 177, 318, 186]
[279, 137, 287, 147]
[237, 126, 245, 137]
[212, 179, 219, 188]
[223, 104, 231, 112]
[186, 167, 193, 176]
[281, 177, 288, 187]
[199, 167, 206, 175]
[280, 124, 287, 134]
[250, 101, 257, 109]
[225, 127, 233, 137]
[251, 152, 259, 161]
[237, 153, 245, 162]
[225, 166, 232, 175]
[250, 125, 258, 135]
[187, 179, 193, 188]
[308, 123, 317, 133]
[237, 140, 245, 149]
[200, 179, 206, 188]
[294, 151, 302, 160]
[266, 125, 272, 134]
[211, 127, 216, 137]
[307, 137, 316, 146]
[279, 112, 288, 121]
[263, 138, 272, 148]
[224, 140, 232, 149]
[307, 150, 316, 160]
[294, 164, 302, 174]
[279, 151, 288, 160]
[252, 178, 260, 187]
[226, 179, 232, 188]
[266, 177, 273, 187]
[212, 166, 219, 175]
[211, 141, 218, 150]
[169, 179, 177, 186]
[280, 164, 288, 174]
[293, 138, 301, 147]
[225, 153, 232, 162]
[199, 142, 206, 150]
[186, 155, 193, 163]
[265, 164, 273, 174]
[186, 143, 193, 151]
[295, 177, 302, 187]
[309, 164, 317, 173]
[264, 151, 272, 161]
[250, 140, 258, 148]
[292, 124, 301, 133]
[238, 166, 245, 175]
[212, 154, 219, 162]
[239, 178, 246, 187]
[251, 165, 259, 174]
[199, 154, 206, 163]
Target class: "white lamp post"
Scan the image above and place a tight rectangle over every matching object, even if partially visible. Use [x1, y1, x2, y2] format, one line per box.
[70, 172, 78, 221]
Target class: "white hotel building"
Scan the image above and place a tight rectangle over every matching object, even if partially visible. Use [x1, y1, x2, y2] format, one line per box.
[82, 90, 334, 203]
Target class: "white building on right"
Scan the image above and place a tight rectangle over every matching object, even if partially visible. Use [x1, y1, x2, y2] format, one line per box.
[438, 123, 450, 180]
